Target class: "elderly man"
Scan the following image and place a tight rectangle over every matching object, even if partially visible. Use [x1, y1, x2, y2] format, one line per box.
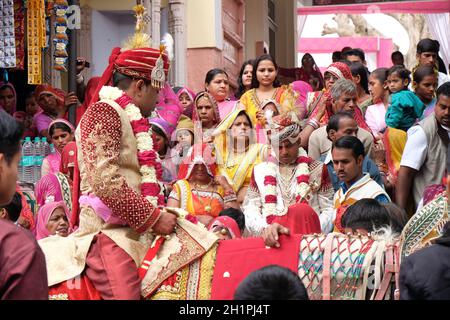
[308, 78, 373, 160]
[243, 112, 334, 239]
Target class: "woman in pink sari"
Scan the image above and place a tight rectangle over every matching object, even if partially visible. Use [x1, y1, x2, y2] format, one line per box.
[41, 119, 75, 177]
[205, 68, 237, 119]
[35, 173, 72, 210]
[35, 201, 71, 240]
[35, 142, 76, 211]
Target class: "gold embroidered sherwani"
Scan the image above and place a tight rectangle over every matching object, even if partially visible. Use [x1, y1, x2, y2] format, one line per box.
[38, 99, 217, 291]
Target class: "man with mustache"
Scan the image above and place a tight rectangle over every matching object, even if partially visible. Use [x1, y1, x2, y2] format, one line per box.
[242, 112, 334, 242]
[326, 136, 390, 234]
[396, 82, 450, 211]
[322, 112, 383, 192]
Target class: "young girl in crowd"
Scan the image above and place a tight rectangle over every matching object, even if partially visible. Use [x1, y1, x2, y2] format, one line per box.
[171, 115, 195, 169]
[42, 119, 75, 177]
[25, 91, 41, 116]
[150, 123, 177, 184]
[350, 62, 371, 112]
[239, 54, 287, 126]
[385, 65, 425, 131]
[412, 65, 439, 120]
[235, 60, 254, 99]
[365, 68, 390, 138]
[177, 87, 196, 118]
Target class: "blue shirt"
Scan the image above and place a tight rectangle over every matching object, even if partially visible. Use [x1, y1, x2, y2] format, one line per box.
[321, 151, 384, 193]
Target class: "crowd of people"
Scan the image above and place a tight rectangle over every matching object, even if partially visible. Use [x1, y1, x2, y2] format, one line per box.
[1, 33, 450, 300]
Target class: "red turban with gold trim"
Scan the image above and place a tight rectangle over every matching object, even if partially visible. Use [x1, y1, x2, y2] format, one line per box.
[89, 46, 170, 106]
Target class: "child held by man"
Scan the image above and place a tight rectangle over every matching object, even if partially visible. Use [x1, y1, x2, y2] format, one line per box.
[385, 65, 425, 131]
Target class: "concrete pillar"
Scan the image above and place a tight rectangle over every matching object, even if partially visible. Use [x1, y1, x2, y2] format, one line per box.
[77, 5, 92, 80]
[244, 0, 269, 60]
[143, 0, 153, 39]
[152, 0, 161, 46]
[169, 0, 187, 87]
[274, 0, 296, 68]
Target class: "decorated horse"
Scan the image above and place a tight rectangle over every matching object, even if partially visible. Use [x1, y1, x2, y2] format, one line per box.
[46, 195, 448, 300]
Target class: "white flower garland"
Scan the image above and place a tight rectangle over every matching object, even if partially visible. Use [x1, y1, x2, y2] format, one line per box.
[261, 148, 311, 219]
[99, 86, 163, 207]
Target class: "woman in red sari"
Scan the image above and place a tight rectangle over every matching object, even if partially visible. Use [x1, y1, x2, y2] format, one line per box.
[167, 143, 239, 226]
[279, 53, 324, 91]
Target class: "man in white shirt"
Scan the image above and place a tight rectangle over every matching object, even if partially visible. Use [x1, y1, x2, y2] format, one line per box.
[414, 39, 450, 88]
[396, 82, 450, 210]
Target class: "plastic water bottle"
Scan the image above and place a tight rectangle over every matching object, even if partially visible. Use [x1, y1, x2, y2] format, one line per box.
[41, 137, 51, 157]
[18, 139, 24, 182]
[34, 137, 42, 183]
[50, 143, 56, 154]
[22, 137, 34, 184]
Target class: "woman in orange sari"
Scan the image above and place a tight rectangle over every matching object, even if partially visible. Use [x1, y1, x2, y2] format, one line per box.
[167, 143, 239, 226]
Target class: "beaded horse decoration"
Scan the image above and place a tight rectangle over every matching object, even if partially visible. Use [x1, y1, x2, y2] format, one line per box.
[399, 194, 449, 262]
[298, 232, 399, 300]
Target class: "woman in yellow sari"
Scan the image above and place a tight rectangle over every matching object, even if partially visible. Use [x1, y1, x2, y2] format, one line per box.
[379, 127, 408, 202]
[213, 108, 269, 205]
[167, 143, 239, 226]
[239, 54, 289, 126]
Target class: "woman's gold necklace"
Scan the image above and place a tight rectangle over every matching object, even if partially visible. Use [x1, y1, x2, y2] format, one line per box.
[253, 88, 278, 108]
[193, 181, 214, 213]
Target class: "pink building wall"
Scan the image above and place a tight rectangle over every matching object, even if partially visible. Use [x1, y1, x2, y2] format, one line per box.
[187, 0, 245, 94]
[298, 36, 393, 69]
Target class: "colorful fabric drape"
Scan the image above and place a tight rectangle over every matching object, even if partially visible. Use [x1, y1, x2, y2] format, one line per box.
[382, 127, 407, 185]
[35, 172, 72, 211]
[172, 143, 224, 217]
[13, 0, 25, 70]
[15, 185, 36, 231]
[27, 0, 46, 84]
